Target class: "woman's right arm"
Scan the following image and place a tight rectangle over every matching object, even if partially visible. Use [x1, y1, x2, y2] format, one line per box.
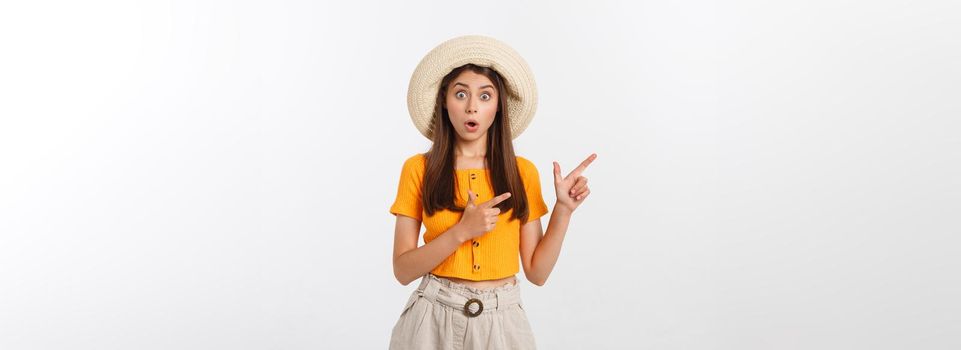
[392, 216, 468, 286]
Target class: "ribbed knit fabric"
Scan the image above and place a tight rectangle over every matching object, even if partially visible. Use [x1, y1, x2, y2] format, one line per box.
[390, 153, 550, 281]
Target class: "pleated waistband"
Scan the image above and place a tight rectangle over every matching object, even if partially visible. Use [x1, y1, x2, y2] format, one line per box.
[414, 274, 522, 314]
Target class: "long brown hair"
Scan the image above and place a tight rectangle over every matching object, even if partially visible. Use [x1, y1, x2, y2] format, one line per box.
[420, 63, 531, 224]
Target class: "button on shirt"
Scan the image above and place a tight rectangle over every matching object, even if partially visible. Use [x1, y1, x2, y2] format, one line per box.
[389, 153, 550, 281]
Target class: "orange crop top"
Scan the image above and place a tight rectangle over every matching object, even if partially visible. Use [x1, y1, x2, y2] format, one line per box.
[389, 153, 550, 281]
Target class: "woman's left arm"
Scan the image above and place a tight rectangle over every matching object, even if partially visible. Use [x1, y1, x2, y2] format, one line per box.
[520, 153, 596, 286]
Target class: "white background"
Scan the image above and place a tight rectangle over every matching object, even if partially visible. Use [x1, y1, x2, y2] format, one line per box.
[1, 0, 959, 349]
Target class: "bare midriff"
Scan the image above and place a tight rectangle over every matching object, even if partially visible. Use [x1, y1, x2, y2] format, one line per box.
[432, 273, 518, 290]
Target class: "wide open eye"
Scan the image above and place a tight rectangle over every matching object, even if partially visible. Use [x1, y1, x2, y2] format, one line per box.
[455, 91, 467, 99]
[480, 93, 491, 101]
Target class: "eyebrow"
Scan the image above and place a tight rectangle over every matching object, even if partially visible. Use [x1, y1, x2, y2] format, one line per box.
[453, 82, 495, 91]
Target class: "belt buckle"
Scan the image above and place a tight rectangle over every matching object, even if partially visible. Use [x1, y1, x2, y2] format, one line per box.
[464, 298, 484, 317]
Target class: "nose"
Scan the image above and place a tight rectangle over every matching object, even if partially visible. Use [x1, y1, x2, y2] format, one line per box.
[466, 97, 478, 114]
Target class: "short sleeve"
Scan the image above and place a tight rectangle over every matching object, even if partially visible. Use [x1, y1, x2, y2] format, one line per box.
[389, 154, 425, 221]
[518, 156, 549, 223]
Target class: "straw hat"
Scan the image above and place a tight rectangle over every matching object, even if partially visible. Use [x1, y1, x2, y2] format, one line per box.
[406, 35, 538, 140]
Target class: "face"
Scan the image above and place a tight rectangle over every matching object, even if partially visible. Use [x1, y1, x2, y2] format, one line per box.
[444, 70, 498, 141]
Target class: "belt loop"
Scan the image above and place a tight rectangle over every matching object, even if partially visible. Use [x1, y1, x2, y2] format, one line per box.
[416, 274, 430, 291]
[494, 289, 505, 310]
[421, 275, 441, 302]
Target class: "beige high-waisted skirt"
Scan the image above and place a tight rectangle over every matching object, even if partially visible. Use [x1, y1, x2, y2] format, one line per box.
[389, 273, 537, 350]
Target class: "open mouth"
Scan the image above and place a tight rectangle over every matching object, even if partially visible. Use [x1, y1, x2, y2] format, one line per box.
[465, 120, 479, 131]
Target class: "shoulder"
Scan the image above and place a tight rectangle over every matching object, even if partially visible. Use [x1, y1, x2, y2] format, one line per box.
[515, 155, 536, 168]
[515, 155, 540, 177]
[402, 153, 427, 169]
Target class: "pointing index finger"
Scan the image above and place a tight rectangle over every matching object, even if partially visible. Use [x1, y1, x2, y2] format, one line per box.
[567, 153, 597, 179]
[482, 192, 512, 208]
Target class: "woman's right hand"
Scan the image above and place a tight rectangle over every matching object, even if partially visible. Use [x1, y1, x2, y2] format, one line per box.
[456, 189, 512, 241]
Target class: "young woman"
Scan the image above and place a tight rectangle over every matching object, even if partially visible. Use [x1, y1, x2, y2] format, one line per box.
[389, 35, 596, 350]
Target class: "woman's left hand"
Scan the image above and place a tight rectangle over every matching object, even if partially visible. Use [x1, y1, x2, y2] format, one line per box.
[553, 153, 597, 213]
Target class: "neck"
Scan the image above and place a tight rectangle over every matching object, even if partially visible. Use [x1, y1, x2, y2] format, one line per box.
[454, 135, 487, 158]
